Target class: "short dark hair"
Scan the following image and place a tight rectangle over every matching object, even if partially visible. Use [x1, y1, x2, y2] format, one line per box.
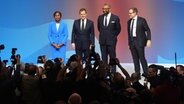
[148, 64, 158, 73]
[130, 7, 138, 14]
[27, 64, 37, 76]
[176, 65, 184, 71]
[53, 11, 62, 17]
[79, 8, 87, 14]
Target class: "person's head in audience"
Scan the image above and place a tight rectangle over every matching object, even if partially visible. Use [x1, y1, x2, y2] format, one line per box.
[38, 66, 44, 76]
[67, 54, 82, 66]
[68, 93, 82, 104]
[148, 64, 158, 77]
[112, 72, 125, 84]
[27, 64, 37, 76]
[111, 72, 127, 90]
[44, 60, 54, 70]
[176, 65, 184, 76]
[24, 63, 30, 73]
[131, 72, 140, 82]
[69, 61, 78, 71]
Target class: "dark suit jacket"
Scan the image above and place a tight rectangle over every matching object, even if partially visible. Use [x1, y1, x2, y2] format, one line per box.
[71, 19, 95, 50]
[127, 16, 151, 47]
[97, 13, 121, 45]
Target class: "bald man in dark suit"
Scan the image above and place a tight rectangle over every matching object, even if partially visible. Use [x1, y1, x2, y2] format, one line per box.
[97, 3, 121, 72]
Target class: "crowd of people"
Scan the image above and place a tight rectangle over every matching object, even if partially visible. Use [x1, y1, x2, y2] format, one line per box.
[0, 52, 184, 104]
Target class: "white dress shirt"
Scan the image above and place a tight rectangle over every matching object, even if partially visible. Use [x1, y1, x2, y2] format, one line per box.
[103, 12, 111, 26]
[131, 15, 138, 37]
[80, 18, 87, 30]
[56, 23, 60, 32]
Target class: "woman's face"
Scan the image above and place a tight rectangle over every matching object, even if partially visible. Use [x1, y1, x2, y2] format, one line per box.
[54, 12, 61, 23]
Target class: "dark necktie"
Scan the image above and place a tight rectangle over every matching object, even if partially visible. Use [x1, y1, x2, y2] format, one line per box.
[104, 16, 107, 27]
[81, 19, 84, 30]
[130, 19, 134, 37]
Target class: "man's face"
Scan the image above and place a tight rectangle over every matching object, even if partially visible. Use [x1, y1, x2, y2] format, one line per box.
[148, 68, 157, 77]
[54, 13, 61, 22]
[128, 9, 136, 19]
[102, 5, 110, 15]
[80, 10, 87, 20]
[176, 66, 184, 76]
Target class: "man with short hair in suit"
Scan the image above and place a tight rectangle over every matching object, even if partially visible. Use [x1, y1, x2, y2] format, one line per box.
[127, 7, 151, 77]
[71, 8, 95, 63]
[97, 3, 121, 72]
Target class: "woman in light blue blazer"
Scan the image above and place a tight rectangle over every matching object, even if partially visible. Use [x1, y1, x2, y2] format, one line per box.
[48, 11, 68, 63]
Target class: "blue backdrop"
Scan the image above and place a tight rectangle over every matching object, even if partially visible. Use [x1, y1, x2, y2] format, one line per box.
[0, 0, 184, 64]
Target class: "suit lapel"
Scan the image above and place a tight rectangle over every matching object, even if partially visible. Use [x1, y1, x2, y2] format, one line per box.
[128, 19, 131, 33]
[53, 22, 57, 33]
[102, 14, 107, 27]
[77, 19, 80, 31]
[136, 17, 140, 29]
[108, 14, 112, 27]
[77, 19, 83, 32]
[85, 19, 89, 30]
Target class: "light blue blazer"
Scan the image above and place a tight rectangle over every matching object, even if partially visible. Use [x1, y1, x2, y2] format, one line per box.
[48, 21, 68, 62]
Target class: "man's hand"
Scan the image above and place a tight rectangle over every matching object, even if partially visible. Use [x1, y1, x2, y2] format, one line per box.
[146, 40, 151, 47]
[89, 45, 92, 50]
[72, 43, 75, 49]
[115, 58, 120, 65]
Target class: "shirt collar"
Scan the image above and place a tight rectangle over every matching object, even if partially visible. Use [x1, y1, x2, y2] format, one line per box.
[81, 18, 87, 22]
[133, 15, 138, 20]
[106, 12, 111, 17]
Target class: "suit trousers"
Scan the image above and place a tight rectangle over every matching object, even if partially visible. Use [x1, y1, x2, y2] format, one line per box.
[100, 44, 116, 73]
[129, 38, 148, 76]
[76, 48, 90, 64]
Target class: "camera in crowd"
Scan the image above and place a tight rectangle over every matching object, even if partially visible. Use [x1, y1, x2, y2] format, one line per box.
[10, 48, 20, 65]
[37, 55, 46, 64]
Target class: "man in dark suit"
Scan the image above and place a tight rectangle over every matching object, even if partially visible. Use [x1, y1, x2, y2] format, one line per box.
[127, 7, 151, 77]
[71, 8, 95, 63]
[97, 3, 121, 72]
